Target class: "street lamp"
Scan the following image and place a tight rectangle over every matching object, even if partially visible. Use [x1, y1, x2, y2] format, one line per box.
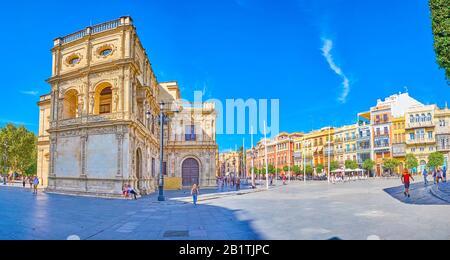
[155, 102, 179, 202]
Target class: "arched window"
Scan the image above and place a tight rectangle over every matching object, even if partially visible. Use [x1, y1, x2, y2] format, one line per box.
[63, 89, 78, 119]
[410, 115, 414, 123]
[94, 83, 113, 115]
[415, 114, 420, 123]
[421, 114, 426, 122]
[427, 113, 432, 121]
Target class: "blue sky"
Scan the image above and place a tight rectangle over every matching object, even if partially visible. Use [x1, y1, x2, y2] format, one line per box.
[0, 0, 448, 152]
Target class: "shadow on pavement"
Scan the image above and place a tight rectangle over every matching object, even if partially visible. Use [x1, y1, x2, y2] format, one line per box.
[383, 182, 449, 205]
[0, 186, 262, 240]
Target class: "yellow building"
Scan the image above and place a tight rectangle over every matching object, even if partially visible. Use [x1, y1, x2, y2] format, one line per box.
[405, 105, 437, 173]
[435, 107, 450, 168]
[301, 127, 334, 173]
[333, 124, 358, 168]
[392, 116, 406, 173]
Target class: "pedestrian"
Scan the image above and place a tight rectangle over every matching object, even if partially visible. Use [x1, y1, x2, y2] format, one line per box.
[236, 177, 241, 191]
[436, 167, 444, 185]
[443, 166, 447, 183]
[127, 185, 138, 200]
[401, 169, 414, 198]
[29, 177, 33, 189]
[32, 176, 39, 195]
[282, 174, 287, 185]
[191, 184, 200, 206]
[22, 177, 26, 188]
[422, 168, 428, 186]
[122, 184, 129, 199]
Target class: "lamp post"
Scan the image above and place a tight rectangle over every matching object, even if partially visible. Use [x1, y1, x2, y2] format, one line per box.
[153, 101, 178, 202]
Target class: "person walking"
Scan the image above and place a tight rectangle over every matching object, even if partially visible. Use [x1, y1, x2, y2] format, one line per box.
[401, 169, 414, 198]
[282, 174, 287, 185]
[32, 176, 39, 195]
[236, 177, 241, 191]
[443, 166, 447, 183]
[22, 177, 26, 188]
[191, 184, 200, 206]
[422, 168, 429, 186]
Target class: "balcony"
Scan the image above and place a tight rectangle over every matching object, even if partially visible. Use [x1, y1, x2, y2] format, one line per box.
[406, 121, 435, 129]
[436, 128, 450, 135]
[392, 143, 406, 157]
[437, 145, 450, 152]
[406, 138, 436, 145]
[357, 147, 371, 154]
[55, 17, 132, 46]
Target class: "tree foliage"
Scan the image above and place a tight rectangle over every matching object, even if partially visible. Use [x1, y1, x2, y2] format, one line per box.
[362, 159, 375, 172]
[292, 165, 301, 175]
[330, 161, 340, 172]
[428, 152, 445, 169]
[429, 0, 450, 83]
[383, 158, 400, 174]
[405, 154, 419, 171]
[0, 124, 37, 176]
[316, 164, 324, 173]
[345, 160, 358, 170]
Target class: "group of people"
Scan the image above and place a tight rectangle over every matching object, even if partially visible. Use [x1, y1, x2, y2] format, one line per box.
[422, 167, 447, 186]
[330, 171, 368, 184]
[402, 166, 448, 198]
[122, 184, 138, 200]
[0, 175, 40, 194]
[217, 175, 242, 191]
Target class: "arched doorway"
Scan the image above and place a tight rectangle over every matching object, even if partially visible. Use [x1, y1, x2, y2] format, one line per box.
[182, 158, 200, 187]
[136, 148, 142, 190]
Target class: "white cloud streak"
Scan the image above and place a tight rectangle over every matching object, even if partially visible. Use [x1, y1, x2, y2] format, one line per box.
[321, 39, 350, 103]
[20, 90, 39, 96]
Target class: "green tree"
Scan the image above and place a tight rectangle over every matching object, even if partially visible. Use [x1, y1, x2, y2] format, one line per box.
[345, 160, 358, 170]
[362, 159, 375, 174]
[428, 152, 445, 170]
[429, 0, 450, 83]
[283, 166, 289, 173]
[330, 161, 340, 172]
[0, 124, 37, 176]
[268, 164, 275, 174]
[405, 154, 419, 171]
[316, 164, 324, 173]
[383, 158, 400, 175]
[305, 165, 313, 176]
[292, 165, 301, 175]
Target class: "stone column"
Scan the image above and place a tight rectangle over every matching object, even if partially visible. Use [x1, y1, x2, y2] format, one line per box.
[80, 134, 87, 177]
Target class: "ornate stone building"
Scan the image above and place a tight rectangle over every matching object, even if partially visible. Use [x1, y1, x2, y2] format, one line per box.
[37, 17, 218, 197]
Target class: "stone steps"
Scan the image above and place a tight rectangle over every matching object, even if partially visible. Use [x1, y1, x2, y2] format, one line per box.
[430, 183, 450, 203]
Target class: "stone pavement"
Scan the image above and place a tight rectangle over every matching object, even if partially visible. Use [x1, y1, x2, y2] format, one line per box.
[1, 179, 450, 240]
[0, 185, 261, 240]
[430, 182, 450, 203]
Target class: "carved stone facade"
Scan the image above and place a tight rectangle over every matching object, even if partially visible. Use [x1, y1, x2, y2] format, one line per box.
[37, 17, 218, 197]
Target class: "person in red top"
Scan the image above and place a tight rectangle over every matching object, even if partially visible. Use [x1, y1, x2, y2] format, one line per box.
[401, 169, 415, 198]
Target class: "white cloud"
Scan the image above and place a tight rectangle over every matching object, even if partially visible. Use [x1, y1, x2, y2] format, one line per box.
[321, 39, 350, 103]
[20, 90, 39, 96]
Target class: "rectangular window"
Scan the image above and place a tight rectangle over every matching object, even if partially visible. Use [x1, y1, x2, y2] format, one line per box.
[185, 125, 196, 141]
[99, 104, 111, 114]
[428, 131, 433, 140]
[162, 162, 167, 176]
[383, 114, 388, 122]
[151, 158, 155, 177]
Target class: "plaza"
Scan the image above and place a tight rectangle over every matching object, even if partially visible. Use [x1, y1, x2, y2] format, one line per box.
[1, 179, 449, 240]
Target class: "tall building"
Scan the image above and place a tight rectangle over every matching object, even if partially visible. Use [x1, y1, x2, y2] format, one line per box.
[435, 106, 450, 168]
[392, 116, 406, 173]
[370, 93, 423, 175]
[357, 112, 372, 167]
[334, 124, 358, 167]
[37, 17, 218, 197]
[405, 105, 437, 172]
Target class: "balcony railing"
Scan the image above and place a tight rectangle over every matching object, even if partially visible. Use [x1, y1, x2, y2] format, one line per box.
[56, 17, 131, 46]
[437, 145, 450, 151]
[406, 121, 435, 129]
[406, 138, 436, 145]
